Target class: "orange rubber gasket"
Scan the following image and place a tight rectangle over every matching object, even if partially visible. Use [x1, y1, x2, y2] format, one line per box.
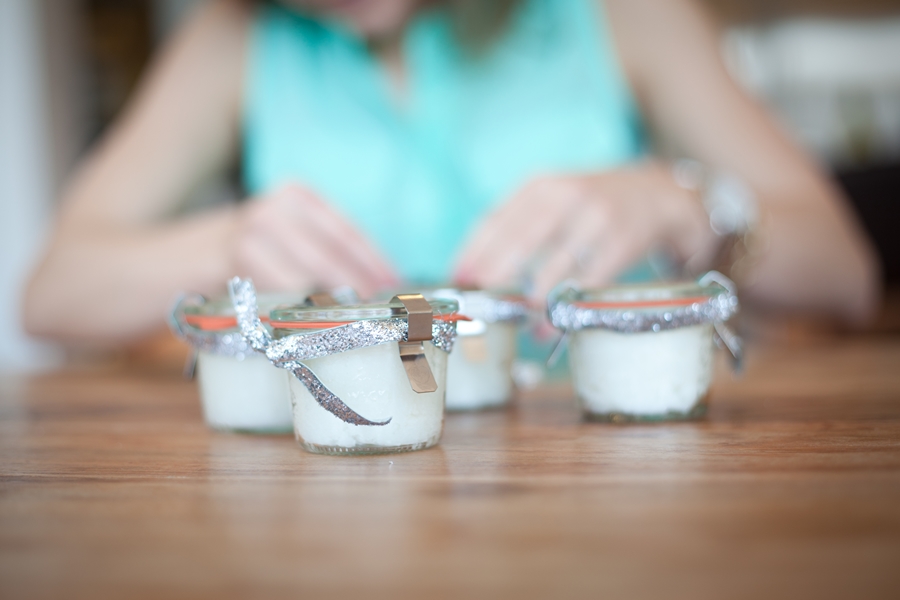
[274, 313, 472, 330]
[183, 314, 270, 331]
[184, 312, 470, 331]
[574, 296, 709, 310]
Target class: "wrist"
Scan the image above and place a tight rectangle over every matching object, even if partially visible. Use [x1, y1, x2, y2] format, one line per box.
[672, 159, 764, 283]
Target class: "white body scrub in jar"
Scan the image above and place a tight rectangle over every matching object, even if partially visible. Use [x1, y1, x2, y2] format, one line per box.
[169, 294, 295, 433]
[229, 278, 460, 455]
[549, 272, 741, 422]
[425, 289, 528, 411]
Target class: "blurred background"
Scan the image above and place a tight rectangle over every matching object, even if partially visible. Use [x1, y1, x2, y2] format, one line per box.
[1, 0, 899, 373]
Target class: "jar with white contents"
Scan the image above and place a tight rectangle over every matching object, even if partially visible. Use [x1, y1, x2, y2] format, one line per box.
[425, 289, 528, 411]
[169, 294, 295, 433]
[228, 278, 460, 455]
[548, 272, 741, 422]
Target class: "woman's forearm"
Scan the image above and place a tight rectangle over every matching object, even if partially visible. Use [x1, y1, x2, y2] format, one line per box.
[742, 194, 881, 325]
[24, 207, 237, 345]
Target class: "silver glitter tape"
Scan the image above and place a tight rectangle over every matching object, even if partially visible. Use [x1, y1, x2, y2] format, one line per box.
[168, 293, 257, 360]
[290, 364, 390, 426]
[430, 288, 528, 324]
[228, 278, 273, 352]
[228, 277, 457, 427]
[548, 271, 740, 334]
[265, 319, 457, 366]
[475, 297, 529, 323]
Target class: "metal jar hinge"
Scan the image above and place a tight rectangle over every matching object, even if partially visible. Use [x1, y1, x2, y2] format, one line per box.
[392, 294, 438, 393]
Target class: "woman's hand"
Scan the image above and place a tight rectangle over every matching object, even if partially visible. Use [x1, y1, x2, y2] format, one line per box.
[454, 162, 720, 302]
[233, 184, 399, 298]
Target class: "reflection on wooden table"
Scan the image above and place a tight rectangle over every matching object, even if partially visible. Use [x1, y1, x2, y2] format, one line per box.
[1, 327, 900, 599]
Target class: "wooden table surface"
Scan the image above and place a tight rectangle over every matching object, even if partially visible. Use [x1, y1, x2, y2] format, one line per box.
[2, 333, 900, 599]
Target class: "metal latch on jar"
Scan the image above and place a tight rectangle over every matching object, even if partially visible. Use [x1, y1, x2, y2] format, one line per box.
[714, 321, 744, 373]
[392, 294, 438, 393]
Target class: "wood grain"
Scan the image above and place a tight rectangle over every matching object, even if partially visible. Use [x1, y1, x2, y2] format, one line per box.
[2, 335, 900, 600]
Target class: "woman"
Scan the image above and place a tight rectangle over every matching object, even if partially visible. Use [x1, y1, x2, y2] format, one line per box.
[24, 0, 879, 344]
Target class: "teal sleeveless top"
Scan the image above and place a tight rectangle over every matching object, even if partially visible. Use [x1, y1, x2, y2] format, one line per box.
[243, 0, 645, 284]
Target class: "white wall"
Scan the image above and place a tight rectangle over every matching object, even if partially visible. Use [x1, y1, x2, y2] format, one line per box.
[725, 17, 900, 167]
[0, 0, 63, 372]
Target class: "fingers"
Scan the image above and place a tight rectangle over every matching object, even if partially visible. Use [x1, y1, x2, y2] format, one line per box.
[274, 186, 399, 289]
[527, 202, 645, 303]
[265, 211, 378, 295]
[578, 227, 644, 290]
[281, 187, 399, 287]
[529, 201, 609, 302]
[455, 178, 584, 289]
[454, 198, 517, 279]
[457, 167, 703, 305]
[234, 184, 399, 297]
[238, 165, 714, 306]
[233, 222, 311, 291]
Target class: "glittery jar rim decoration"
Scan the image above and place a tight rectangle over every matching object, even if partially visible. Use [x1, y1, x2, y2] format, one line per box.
[373, 288, 529, 324]
[548, 271, 739, 334]
[265, 317, 459, 365]
[269, 297, 461, 330]
[228, 277, 459, 427]
[425, 288, 530, 324]
[168, 293, 258, 360]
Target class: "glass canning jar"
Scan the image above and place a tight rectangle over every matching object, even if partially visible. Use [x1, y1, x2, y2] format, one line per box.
[229, 278, 460, 455]
[424, 288, 528, 411]
[548, 272, 741, 422]
[170, 294, 295, 433]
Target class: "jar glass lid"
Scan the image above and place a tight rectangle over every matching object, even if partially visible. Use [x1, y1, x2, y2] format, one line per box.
[425, 288, 529, 323]
[549, 272, 739, 333]
[169, 293, 306, 358]
[270, 298, 460, 330]
[177, 293, 301, 332]
[227, 278, 462, 425]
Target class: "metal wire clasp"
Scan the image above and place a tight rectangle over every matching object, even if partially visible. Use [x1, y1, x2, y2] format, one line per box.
[392, 293, 438, 393]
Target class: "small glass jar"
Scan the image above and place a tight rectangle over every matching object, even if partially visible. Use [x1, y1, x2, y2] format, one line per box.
[229, 279, 460, 455]
[425, 288, 528, 411]
[548, 272, 740, 422]
[170, 295, 295, 433]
